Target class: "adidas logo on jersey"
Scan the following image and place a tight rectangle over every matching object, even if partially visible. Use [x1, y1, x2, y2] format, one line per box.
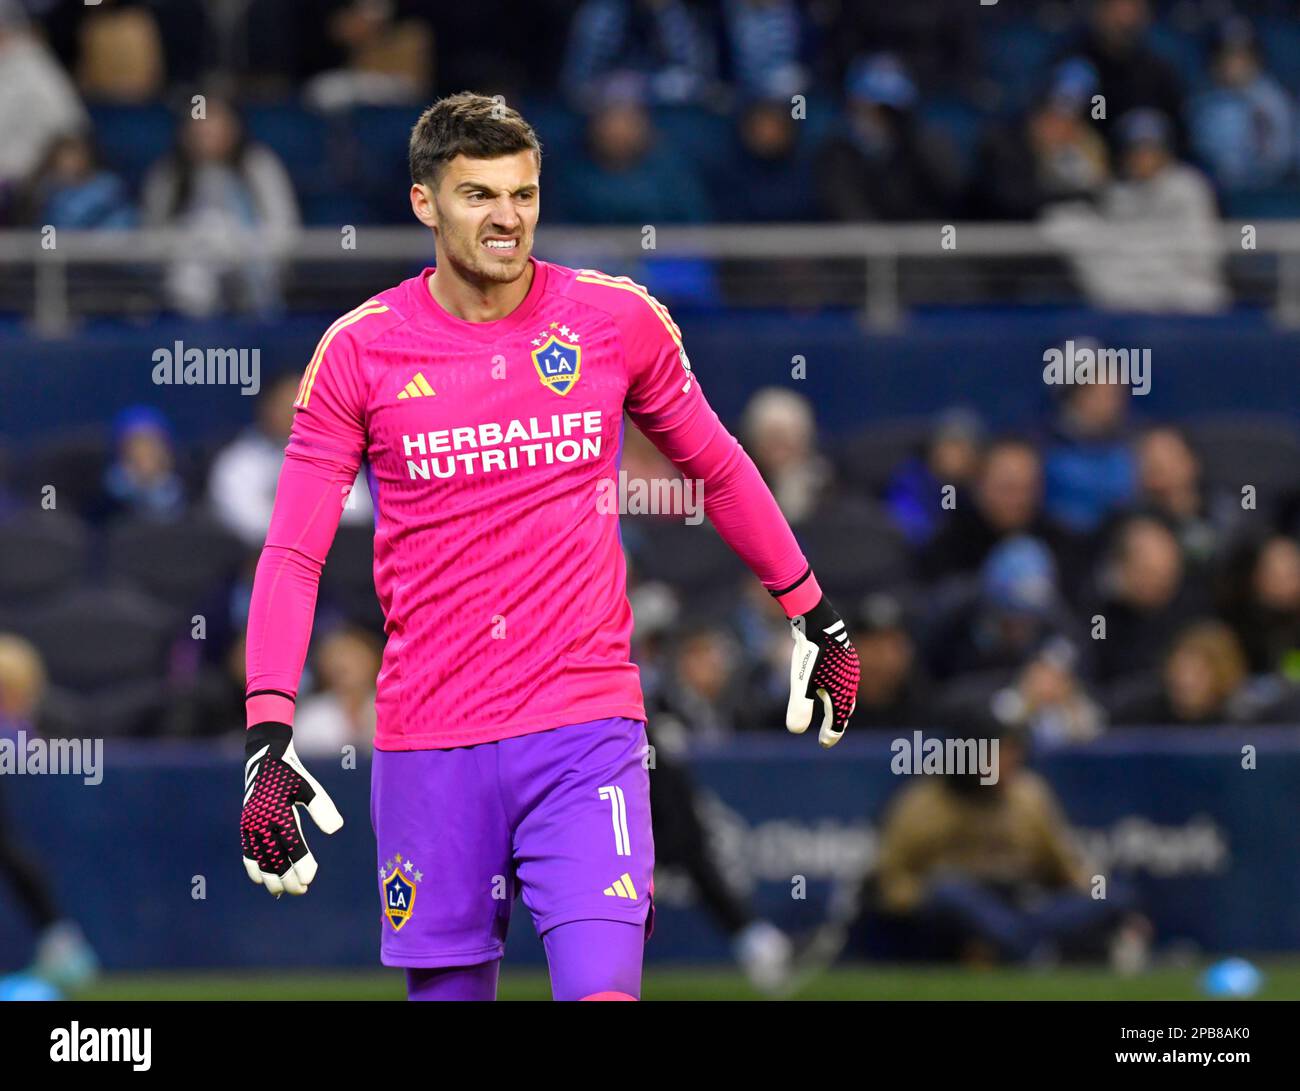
[397, 372, 436, 399]
[603, 872, 638, 900]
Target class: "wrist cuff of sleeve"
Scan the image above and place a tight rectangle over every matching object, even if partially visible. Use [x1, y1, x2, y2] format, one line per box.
[246, 692, 296, 729]
[772, 569, 823, 619]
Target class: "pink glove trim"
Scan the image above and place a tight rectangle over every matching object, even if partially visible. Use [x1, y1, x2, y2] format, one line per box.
[246, 693, 296, 729]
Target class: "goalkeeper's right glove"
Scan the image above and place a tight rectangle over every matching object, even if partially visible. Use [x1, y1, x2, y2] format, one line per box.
[241, 721, 343, 897]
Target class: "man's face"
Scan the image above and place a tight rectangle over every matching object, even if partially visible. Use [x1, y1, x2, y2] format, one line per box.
[1119, 521, 1182, 608]
[591, 104, 651, 169]
[415, 150, 539, 285]
[1123, 142, 1168, 181]
[977, 446, 1041, 532]
[1094, 0, 1148, 46]
[1139, 429, 1197, 497]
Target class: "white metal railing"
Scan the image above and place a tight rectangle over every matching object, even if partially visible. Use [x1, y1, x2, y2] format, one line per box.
[0, 221, 1294, 333]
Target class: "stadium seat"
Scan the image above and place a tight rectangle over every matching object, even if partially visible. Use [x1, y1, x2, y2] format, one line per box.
[517, 95, 585, 161]
[633, 518, 747, 597]
[301, 191, 379, 227]
[244, 102, 337, 199]
[836, 417, 934, 497]
[0, 510, 89, 607]
[653, 106, 736, 183]
[44, 677, 174, 737]
[1223, 187, 1300, 220]
[1256, 17, 1300, 96]
[15, 429, 112, 523]
[982, 21, 1064, 114]
[105, 514, 247, 614]
[796, 502, 910, 602]
[319, 523, 384, 632]
[17, 585, 179, 694]
[1147, 24, 1209, 95]
[86, 103, 175, 193]
[1101, 670, 1166, 725]
[918, 96, 986, 179]
[1182, 413, 1300, 514]
[345, 105, 426, 223]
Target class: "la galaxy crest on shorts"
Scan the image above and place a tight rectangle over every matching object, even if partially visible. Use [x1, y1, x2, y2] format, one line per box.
[530, 322, 581, 396]
[380, 853, 423, 931]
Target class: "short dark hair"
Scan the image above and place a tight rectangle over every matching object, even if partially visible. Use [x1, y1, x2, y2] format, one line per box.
[408, 92, 542, 190]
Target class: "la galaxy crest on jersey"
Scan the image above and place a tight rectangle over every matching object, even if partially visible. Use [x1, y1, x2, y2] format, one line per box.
[380, 852, 422, 931]
[530, 322, 581, 396]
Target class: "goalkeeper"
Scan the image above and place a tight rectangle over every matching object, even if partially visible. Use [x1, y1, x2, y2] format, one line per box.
[240, 92, 859, 1001]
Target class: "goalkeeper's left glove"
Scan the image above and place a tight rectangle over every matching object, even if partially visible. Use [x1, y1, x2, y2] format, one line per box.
[241, 720, 343, 897]
[781, 586, 860, 749]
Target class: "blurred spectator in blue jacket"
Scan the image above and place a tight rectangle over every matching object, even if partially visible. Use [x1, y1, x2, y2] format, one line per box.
[924, 536, 1083, 681]
[921, 438, 1069, 583]
[20, 133, 136, 229]
[550, 72, 712, 223]
[720, 0, 807, 103]
[142, 96, 299, 316]
[1042, 359, 1138, 536]
[709, 91, 817, 222]
[1190, 17, 1294, 191]
[885, 408, 986, 547]
[90, 406, 188, 526]
[562, 0, 716, 110]
[816, 53, 962, 221]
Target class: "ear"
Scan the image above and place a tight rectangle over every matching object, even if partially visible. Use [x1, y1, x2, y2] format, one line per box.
[410, 183, 438, 230]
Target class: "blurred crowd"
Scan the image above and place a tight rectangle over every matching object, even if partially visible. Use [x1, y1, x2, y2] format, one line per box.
[2, 2, 1300, 308]
[632, 371, 1300, 754]
[2, 354, 1299, 761]
[3, 0, 1298, 973]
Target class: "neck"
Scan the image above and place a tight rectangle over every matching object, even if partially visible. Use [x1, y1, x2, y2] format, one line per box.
[428, 254, 534, 322]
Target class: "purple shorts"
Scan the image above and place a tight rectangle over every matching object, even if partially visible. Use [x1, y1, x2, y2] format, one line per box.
[370, 716, 655, 968]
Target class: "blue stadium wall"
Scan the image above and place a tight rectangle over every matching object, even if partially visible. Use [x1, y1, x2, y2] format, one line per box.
[1, 730, 1298, 972]
[5, 307, 1300, 444]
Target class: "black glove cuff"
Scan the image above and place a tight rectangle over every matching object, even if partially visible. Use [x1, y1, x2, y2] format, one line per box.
[246, 721, 293, 756]
[801, 595, 842, 635]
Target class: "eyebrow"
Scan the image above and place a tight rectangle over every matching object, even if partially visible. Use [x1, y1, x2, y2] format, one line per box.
[454, 181, 538, 195]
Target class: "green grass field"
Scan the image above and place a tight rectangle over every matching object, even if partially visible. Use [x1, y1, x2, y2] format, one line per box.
[78, 959, 1300, 1001]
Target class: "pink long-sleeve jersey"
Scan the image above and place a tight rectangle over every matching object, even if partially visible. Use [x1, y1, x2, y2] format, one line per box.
[245, 257, 824, 750]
